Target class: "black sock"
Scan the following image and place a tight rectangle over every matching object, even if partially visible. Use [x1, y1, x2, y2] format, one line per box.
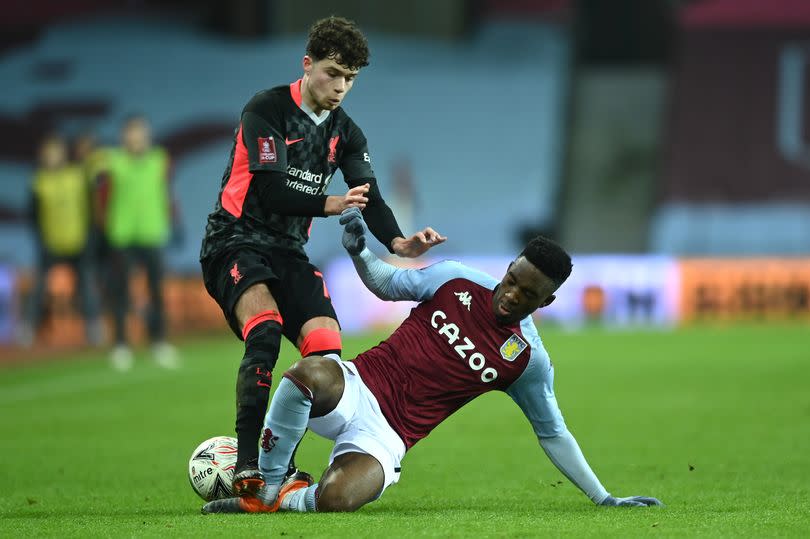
[235, 320, 282, 470]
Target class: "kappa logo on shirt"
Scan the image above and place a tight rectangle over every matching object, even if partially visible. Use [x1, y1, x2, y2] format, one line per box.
[454, 291, 472, 311]
[258, 137, 277, 163]
[500, 334, 527, 362]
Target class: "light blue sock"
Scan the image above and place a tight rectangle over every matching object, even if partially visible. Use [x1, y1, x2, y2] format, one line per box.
[280, 483, 319, 512]
[258, 376, 312, 486]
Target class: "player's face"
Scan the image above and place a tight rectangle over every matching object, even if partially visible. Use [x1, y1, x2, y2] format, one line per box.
[122, 120, 151, 154]
[40, 139, 67, 169]
[74, 134, 96, 161]
[302, 56, 358, 114]
[492, 257, 556, 325]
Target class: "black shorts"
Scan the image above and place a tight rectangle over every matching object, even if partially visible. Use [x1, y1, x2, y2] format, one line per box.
[200, 245, 338, 342]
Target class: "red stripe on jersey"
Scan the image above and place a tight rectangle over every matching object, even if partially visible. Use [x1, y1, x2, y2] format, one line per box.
[290, 79, 303, 107]
[221, 124, 252, 218]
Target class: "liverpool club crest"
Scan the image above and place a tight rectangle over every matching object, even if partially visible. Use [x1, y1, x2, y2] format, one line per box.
[500, 334, 527, 361]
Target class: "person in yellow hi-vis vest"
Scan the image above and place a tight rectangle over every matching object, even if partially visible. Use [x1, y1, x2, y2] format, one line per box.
[22, 134, 102, 346]
[73, 131, 114, 300]
[103, 116, 178, 370]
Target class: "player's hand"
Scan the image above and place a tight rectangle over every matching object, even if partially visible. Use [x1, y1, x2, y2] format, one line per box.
[599, 495, 664, 507]
[339, 207, 368, 255]
[325, 184, 369, 215]
[390, 227, 447, 258]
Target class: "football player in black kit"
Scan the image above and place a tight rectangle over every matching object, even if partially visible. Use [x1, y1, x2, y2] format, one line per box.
[199, 16, 446, 498]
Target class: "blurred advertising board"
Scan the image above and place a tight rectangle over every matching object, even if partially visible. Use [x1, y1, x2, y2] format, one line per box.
[329, 256, 810, 332]
[9, 268, 225, 349]
[679, 259, 810, 321]
[4, 257, 810, 351]
[326, 255, 681, 333]
[0, 265, 14, 344]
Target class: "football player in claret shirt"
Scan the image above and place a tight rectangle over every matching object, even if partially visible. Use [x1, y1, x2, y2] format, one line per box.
[199, 17, 445, 498]
[201, 208, 663, 514]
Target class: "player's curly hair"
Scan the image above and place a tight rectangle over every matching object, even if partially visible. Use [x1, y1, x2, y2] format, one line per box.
[306, 16, 370, 71]
[520, 236, 573, 289]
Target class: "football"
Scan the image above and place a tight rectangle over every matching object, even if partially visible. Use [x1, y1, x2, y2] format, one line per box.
[188, 436, 238, 501]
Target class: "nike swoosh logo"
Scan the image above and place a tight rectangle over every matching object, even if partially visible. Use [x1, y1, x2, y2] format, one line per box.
[285, 137, 304, 146]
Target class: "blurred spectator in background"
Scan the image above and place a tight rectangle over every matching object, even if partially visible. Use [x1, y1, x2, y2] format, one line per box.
[74, 130, 115, 307]
[21, 133, 102, 347]
[73, 130, 107, 231]
[102, 115, 178, 370]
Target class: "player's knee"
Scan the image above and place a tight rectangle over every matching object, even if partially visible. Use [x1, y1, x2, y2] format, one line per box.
[315, 481, 364, 512]
[285, 356, 342, 403]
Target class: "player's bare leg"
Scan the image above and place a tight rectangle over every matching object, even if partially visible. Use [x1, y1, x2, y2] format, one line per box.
[231, 283, 283, 497]
[312, 452, 384, 512]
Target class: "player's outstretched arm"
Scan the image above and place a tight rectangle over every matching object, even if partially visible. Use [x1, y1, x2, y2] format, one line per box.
[390, 228, 446, 258]
[508, 355, 663, 508]
[340, 208, 460, 302]
[340, 208, 405, 301]
[539, 431, 663, 507]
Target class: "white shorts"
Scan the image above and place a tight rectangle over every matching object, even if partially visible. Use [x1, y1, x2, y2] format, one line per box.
[307, 358, 406, 494]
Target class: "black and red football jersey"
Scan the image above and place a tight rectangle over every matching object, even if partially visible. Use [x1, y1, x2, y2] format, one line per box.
[201, 80, 375, 259]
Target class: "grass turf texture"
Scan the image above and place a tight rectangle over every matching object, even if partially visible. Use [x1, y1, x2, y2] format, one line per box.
[1, 324, 808, 537]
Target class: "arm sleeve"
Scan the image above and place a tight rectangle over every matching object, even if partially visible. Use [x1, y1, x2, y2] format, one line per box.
[253, 170, 328, 217]
[339, 118, 375, 181]
[539, 431, 610, 504]
[346, 178, 403, 253]
[340, 120, 404, 253]
[506, 349, 610, 504]
[350, 248, 474, 302]
[241, 106, 288, 174]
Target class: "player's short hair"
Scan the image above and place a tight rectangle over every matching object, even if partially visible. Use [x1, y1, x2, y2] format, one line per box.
[122, 114, 147, 128]
[306, 16, 370, 71]
[40, 131, 65, 146]
[519, 235, 573, 289]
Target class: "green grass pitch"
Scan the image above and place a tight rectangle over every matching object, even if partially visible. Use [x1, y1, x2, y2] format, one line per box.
[1, 324, 809, 537]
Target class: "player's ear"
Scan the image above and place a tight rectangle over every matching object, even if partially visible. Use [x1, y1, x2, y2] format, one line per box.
[303, 55, 313, 73]
[540, 294, 555, 308]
